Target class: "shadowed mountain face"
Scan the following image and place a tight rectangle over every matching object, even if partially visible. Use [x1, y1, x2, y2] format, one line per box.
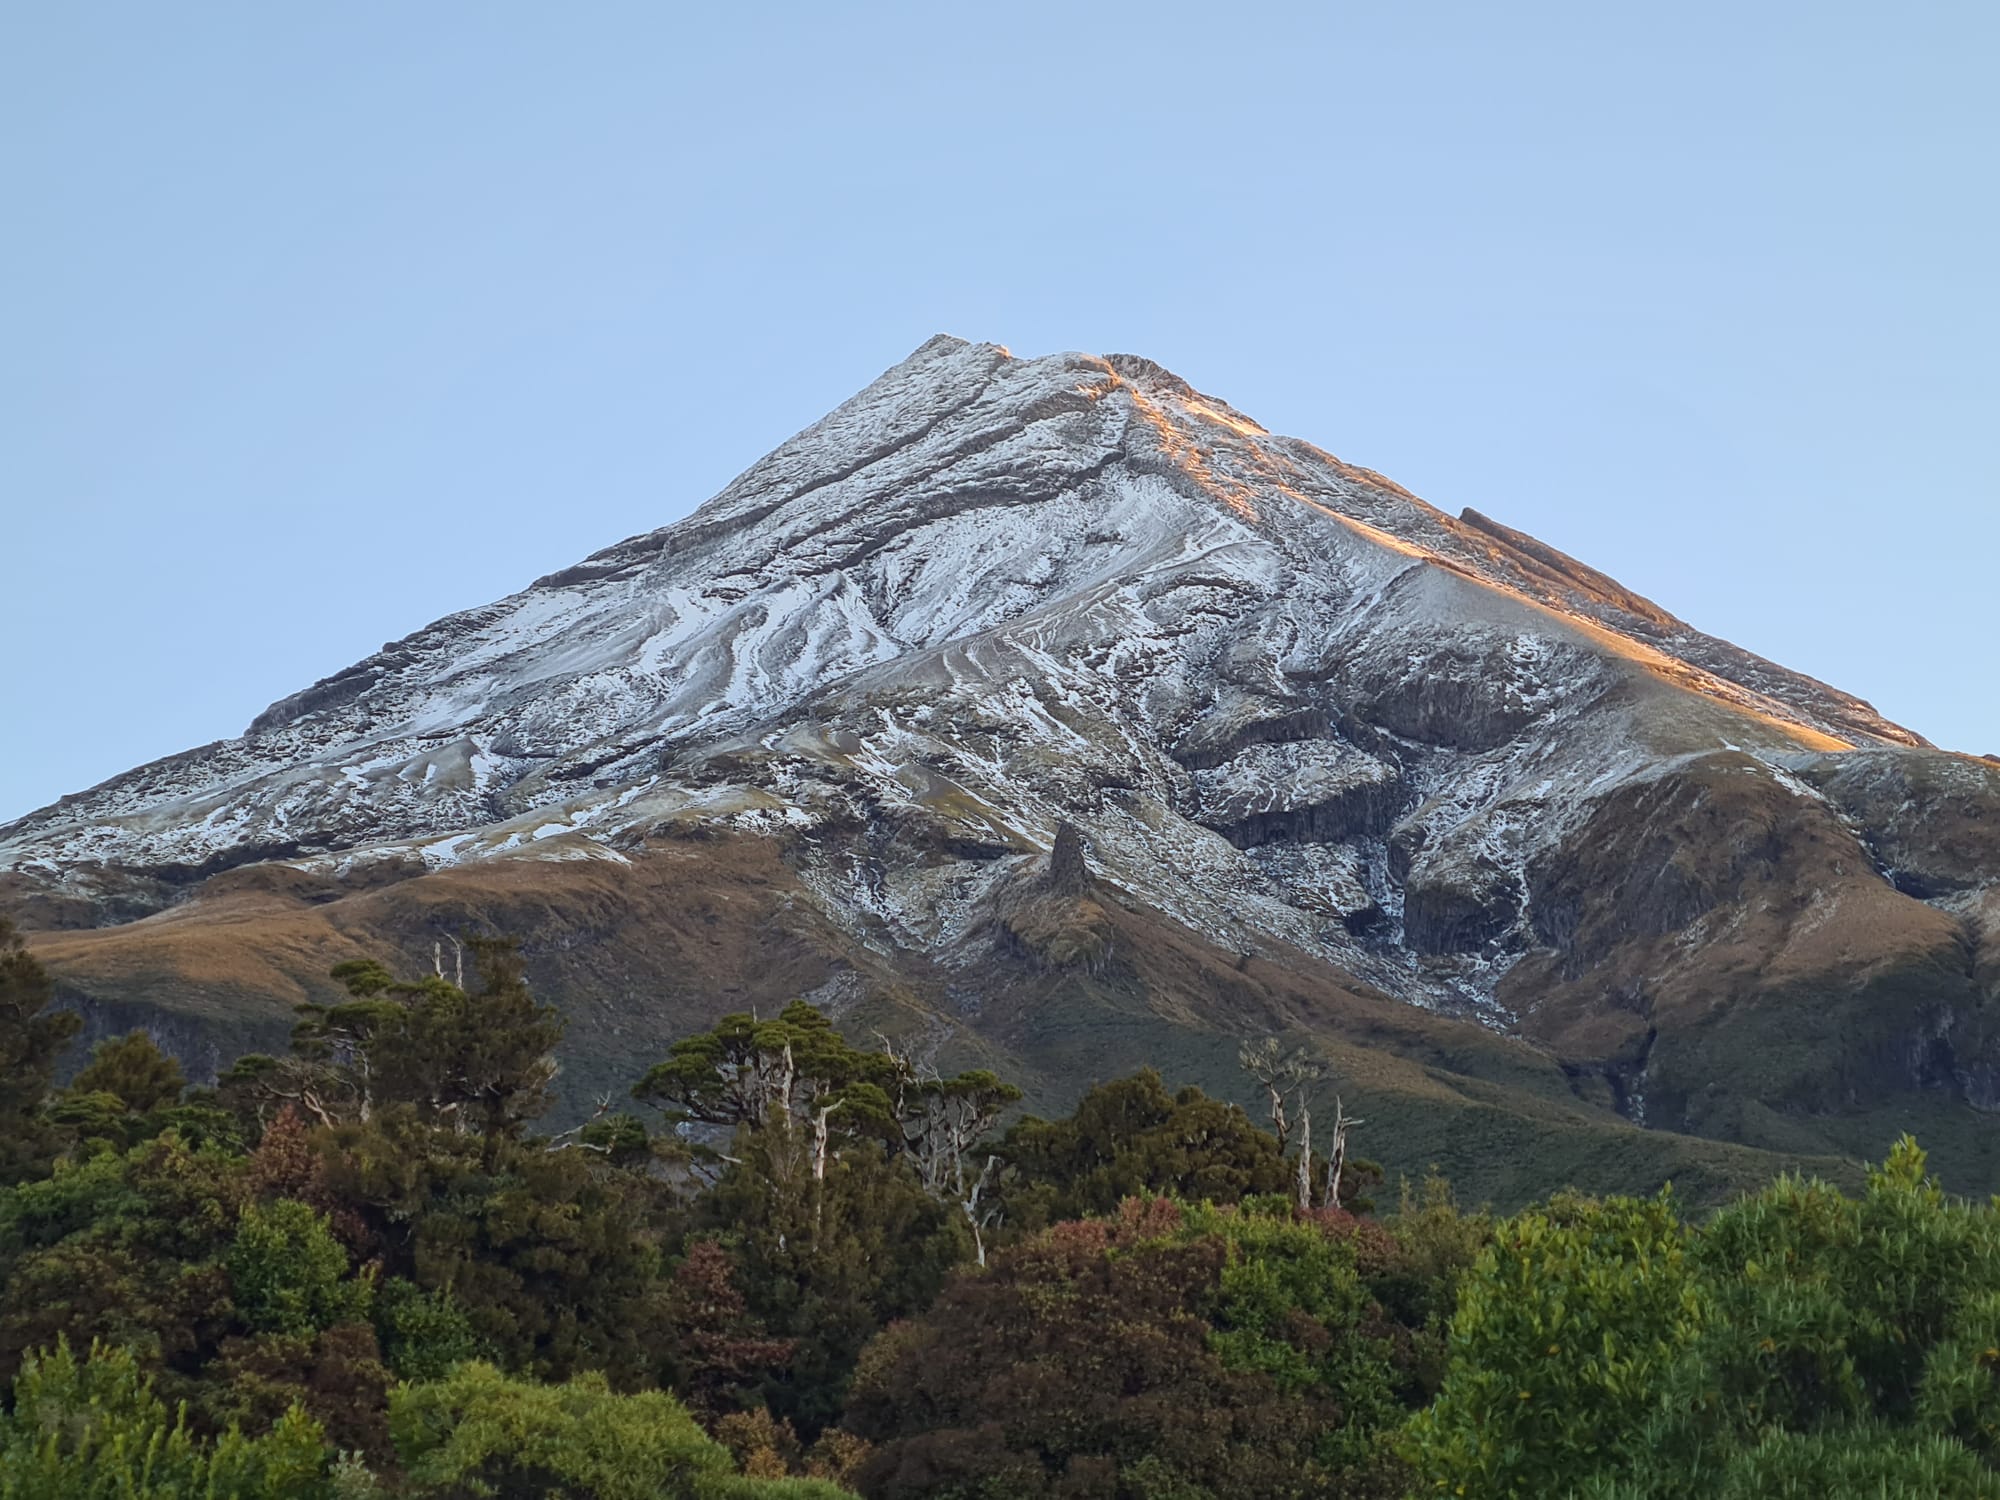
[7, 337, 1996, 1201]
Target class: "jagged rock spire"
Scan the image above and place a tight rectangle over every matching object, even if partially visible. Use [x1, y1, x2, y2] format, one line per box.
[1046, 821, 1090, 897]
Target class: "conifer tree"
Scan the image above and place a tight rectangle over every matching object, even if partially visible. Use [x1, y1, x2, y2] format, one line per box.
[230, 937, 561, 1145]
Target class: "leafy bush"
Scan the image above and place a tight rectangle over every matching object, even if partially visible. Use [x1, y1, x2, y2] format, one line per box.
[0, 1133, 244, 1385]
[1411, 1139, 2000, 1498]
[228, 1198, 372, 1338]
[389, 1361, 852, 1498]
[1916, 1289, 2000, 1463]
[845, 1197, 1418, 1498]
[998, 1070, 1291, 1230]
[0, 1339, 337, 1499]
[1404, 1188, 1701, 1496]
[374, 1277, 483, 1383]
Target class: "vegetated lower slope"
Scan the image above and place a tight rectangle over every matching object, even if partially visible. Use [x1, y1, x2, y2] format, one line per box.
[5, 911, 1988, 1499]
[17, 826, 1857, 1211]
[4, 336, 1995, 1199]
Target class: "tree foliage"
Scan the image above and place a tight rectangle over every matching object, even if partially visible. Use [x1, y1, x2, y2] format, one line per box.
[373, 1278, 484, 1385]
[1404, 1187, 1702, 1494]
[18, 932, 2000, 1500]
[227, 1198, 372, 1339]
[694, 1119, 965, 1438]
[1409, 1137, 2000, 1498]
[231, 937, 561, 1141]
[46, 1031, 208, 1155]
[0, 919, 80, 1184]
[313, 1104, 671, 1386]
[998, 1069, 1290, 1231]
[388, 1361, 851, 1499]
[69, 1030, 187, 1114]
[0, 1340, 340, 1499]
[634, 1003, 1018, 1237]
[0, 1131, 243, 1389]
[844, 1197, 1424, 1498]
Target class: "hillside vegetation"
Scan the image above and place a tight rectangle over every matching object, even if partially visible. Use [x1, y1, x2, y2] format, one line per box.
[3, 920, 1998, 1497]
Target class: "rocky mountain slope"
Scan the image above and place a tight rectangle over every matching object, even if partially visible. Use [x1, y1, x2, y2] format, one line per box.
[8, 336, 1997, 1200]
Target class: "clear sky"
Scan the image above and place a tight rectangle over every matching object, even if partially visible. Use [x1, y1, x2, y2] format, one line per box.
[4, 3, 1995, 823]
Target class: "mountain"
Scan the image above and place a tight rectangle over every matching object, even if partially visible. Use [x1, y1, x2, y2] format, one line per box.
[9, 335, 1998, 1203]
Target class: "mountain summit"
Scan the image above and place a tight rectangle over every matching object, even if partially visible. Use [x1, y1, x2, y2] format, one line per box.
[9, 337, 1998, 1198]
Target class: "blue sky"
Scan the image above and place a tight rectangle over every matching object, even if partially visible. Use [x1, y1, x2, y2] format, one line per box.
[4, 2, 1994, 822]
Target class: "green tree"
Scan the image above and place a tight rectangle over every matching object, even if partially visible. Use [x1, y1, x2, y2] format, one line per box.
[46, 1031, 192, 1153]
[881, 1062, 1018, 1267]
[0, 1132, 244, 1387]
[388, 1361, 851, 1499]
[1577, 1425, 2000, 1499]
[67, 1030, 186, 1113]
[1373, 1170, 1493, 1397]
[697, 1127, 963, 1437]
[0, 1339, 340, 1499]
[0, 919, 80, 1184]
[637, 1003, 1021, 1425]
[1626, 1139, 2000, 1496]
[1916, 1288, 2000, 1465]
[845, 1198, 1421, 1498]
[204, 1323, 394, 1468]
[636, 1004, 1016, 1228]
[1189, 1201, 1413, 1470]
[1411, 1139, 2000, 1498]
[1404, 1188, 1703, 1497]
[0, 948, 680, 1471]
[366, 937, 563, 1142]
[635, 1003, 897, 1166]
[234, 939, 562, 1145]
[1696, 1137, 2000, 1422]
[228, 1198, 372, 1339]
[998, 1069, 1291, 1231]
[316, 1108, 669, 1386]
[373, 1278, 484, 1384]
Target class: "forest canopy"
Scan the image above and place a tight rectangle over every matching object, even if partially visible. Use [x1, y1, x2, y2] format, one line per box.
[0, 927, 1993, 1498]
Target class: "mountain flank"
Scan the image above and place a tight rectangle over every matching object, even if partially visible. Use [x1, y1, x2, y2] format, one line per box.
[7, 335, 1996, 1202]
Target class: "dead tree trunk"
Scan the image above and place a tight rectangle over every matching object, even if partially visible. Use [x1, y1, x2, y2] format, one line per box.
[1294, 1101, 1313, 1213]
[962, 1153, 1002, 1268]
[811, 1099, 844, 1182]
[1325, 1096, 1364, 1210]
[1268, 1083, 1292, 1154]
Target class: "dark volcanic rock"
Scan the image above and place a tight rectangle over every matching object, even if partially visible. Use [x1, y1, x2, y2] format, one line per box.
[1790, 750, 2000, 899]
[1192, 741, 1405, 849]
[1047, 820, 1091, 895]
[1524, 753, 1865, 979]
[1406, 857, 1523, 955]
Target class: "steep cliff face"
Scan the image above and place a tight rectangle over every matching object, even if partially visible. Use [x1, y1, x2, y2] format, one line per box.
[6, 336, 1994, 1189]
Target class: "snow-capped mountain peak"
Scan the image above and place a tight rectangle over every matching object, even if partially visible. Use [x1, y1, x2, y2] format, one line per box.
[2, 336, 1945, 1018]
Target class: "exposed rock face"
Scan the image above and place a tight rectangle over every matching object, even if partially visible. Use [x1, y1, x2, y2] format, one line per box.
[983, 817, 1114, 972]
[1192, 742, 1404, 849]
[1046, 821, 1091, 897]
[4, 335, 1995, 1185]
[1405, 858, 1522, 957]
[1788, 750, 2000, 900]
